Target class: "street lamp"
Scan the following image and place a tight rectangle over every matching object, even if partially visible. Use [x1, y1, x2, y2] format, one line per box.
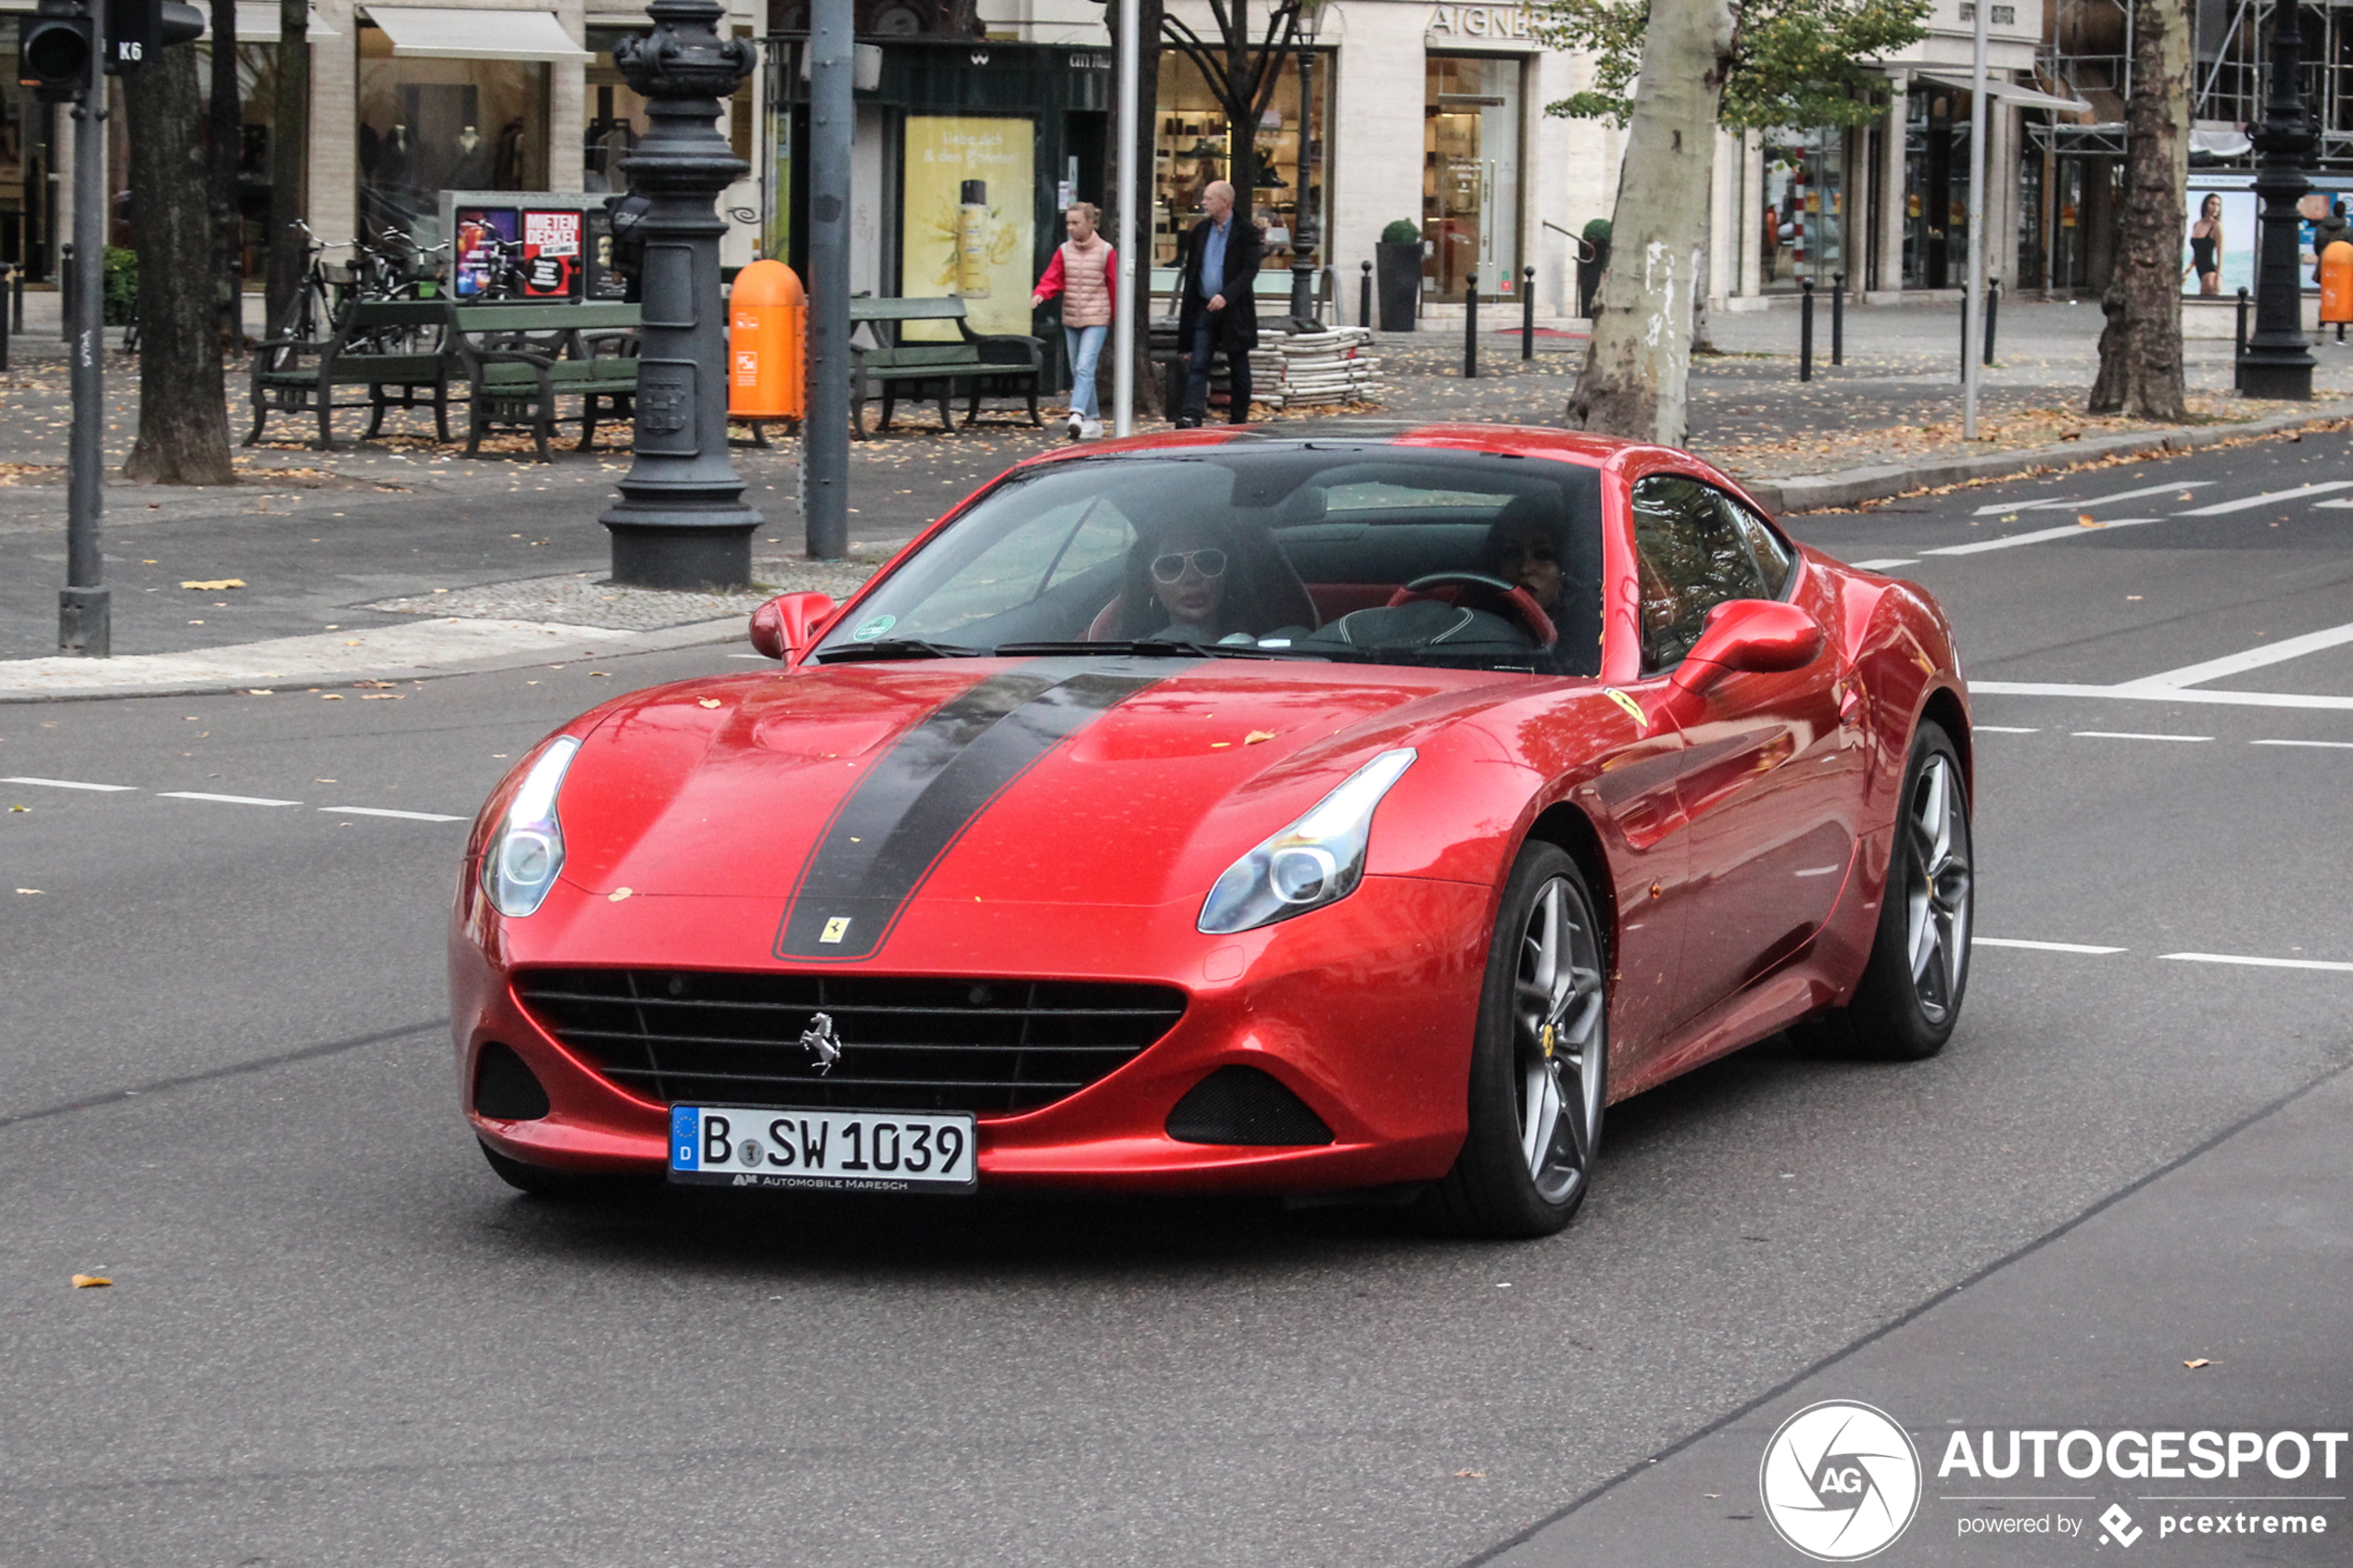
[2240, 0, 2317, 400]
[1287, 0, 1323, 324]
[598, 0, 762, 589]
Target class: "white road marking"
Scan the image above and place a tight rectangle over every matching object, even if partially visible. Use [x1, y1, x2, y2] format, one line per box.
[156, 792, 303, 807]
[1847, 558, 1919, 571]
[1975, 937, 2127, 954]
[2172, 481, 2353, 515]
[0, 776, 137, 792]
[1923, 519, 2161, 556]
[2117, 620, 2353, 691]
[2072, 730, 2213, 742]
[2161, 951, 2353, 973]
[319, 806, 467, 822]
[1973, 481, 2213, 517]
[2251, 737, 2353, 749]
[1973, 724, 2040, 734]
[1968, 681, 2353, 711]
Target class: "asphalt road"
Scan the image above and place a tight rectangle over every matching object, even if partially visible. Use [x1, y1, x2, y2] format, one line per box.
[2, 430, 2349, 1567]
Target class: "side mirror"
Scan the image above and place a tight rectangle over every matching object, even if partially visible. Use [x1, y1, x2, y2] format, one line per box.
[749, 592, 837, 661]
[1671, 599, 1824, 691]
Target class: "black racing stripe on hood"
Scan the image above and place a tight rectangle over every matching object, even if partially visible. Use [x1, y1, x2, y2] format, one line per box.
[774, 664, 1178, 961]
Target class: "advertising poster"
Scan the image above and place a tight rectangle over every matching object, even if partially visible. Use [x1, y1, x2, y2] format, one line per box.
[2183, 185, 2255, 297]
[521, 209, 583, 299]
[453, 207, 518, 298]
[900, 116, 1036, 341]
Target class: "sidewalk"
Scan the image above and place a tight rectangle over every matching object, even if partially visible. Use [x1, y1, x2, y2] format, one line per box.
[5, 295, 2347, 696]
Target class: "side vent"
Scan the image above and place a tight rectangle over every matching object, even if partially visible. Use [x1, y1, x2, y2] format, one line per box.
[1165, 1066, 1334, 1147]
[474, 1041, 551, 1121]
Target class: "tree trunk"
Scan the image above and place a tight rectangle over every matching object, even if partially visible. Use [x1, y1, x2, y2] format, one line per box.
[1112, 0, 1166, 418]
[1565, 0, 1734, 443]
[209, 0, 243, 347]
[124, 48, 236, 485]
[264, 0, 310, 337]
[2087, 0, 2189, 418]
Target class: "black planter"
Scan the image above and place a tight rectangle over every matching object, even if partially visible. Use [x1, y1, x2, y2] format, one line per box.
[1575, 237, 1611, 320]
[1375, 242, 1422, 332]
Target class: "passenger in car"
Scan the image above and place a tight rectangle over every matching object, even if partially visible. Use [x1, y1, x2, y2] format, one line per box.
[1484, 500, 1569, 616]
[1104, 515, 1321, 643]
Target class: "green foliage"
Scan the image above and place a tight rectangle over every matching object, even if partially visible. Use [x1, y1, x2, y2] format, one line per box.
[1380, 219, 1422, 245]
[103, 247, 138, 327]
[1538, 0, 1930, 132]
[1582, 218, 1613, 244]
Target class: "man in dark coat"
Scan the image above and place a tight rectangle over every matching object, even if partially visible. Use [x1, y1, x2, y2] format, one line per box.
[1174, 179, 1261, 427]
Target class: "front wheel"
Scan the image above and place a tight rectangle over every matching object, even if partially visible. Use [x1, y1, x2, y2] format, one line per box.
[1416, 843, 1609, 1238]
[1800, 721, 1973, 1060]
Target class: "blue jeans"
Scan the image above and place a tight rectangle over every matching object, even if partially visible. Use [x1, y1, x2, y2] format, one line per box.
[1184, 314, 1252, 424]
[1063, 324, 1106, 420]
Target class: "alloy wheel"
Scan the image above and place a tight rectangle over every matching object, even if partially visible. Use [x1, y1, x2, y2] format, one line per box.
[1904, 752, 1973, 1024]
[1513, 876, 1606, 1204]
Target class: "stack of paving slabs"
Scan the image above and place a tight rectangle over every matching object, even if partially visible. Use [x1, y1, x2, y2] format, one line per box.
[1247, 327, 1384, 411]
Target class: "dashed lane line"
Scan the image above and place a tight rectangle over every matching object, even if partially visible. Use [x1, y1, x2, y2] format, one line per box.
[2173, 481, 2353, 515]
[2161, 952, 2353, 973]
[1972, 482, 2214, 517]
[2070, 731, 2213, 743]
[1922, 518, 2162, 557]
[319, 806, 467, 823]
[1974, 938, 2127, 954]
[2252, 737, 2353, 749]
[1974, 724, 2040, 734]
[1, 776, 136, 792]
[1969, 682, 2353, 710]
[2116, 619, 2353, 692]
[1848, 558, 1919, 571]
[156, 792, 304, 808]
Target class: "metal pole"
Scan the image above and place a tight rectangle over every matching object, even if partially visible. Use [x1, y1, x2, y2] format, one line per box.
[1358, 258, 1370, 329]
[2242, 0, 2317, 398]
[597, 0, 762, 586]
[1800, 277, 1814, 382]
[1288, 35, 1316, 324]
[2234, 285, 2250, 390]
[1521, 263, 1534, 359]
[13, 260, 24, 334]
[1831, 270, 1843, 365]
[1111, 0, 1139, 436]
[804, 1, 853, 551]
[1982, 278, 1999, 365]
[0, 265, 12, 374]
[1463, 274, 1477, 379]
[1962, 0, 1988, 439]
[61, 9, 108, 658]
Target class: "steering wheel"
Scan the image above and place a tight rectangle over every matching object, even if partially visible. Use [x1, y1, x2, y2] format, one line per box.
[1387, 571, 1559, 650]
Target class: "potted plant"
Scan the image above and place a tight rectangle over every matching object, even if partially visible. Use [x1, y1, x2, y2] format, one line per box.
[1375, 219, 1422, 332]
[1575, 218, 1612, 320]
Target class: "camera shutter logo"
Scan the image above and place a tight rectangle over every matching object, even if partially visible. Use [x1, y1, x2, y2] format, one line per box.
[1758, 1400, 1922, 1560]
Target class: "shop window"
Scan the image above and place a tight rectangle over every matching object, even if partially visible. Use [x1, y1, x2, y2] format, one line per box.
[1424, 56, 1523, 303]
[1757, 127, 1843, 292]
[358, 26, 548, 244]
[583, 27, 754, 194]
[1151, 51, 1328, 270]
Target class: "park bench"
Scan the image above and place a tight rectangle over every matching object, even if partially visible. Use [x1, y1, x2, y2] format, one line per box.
[849, 296, 1044, 439]
[451, 302, 643, 461]
[245, 298, 457, 450]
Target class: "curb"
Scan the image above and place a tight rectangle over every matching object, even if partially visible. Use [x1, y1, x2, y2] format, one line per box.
[1729, 399, 2353, 514]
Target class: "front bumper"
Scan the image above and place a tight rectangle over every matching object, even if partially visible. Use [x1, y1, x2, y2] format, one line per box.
[451, 873, 1493, 1194]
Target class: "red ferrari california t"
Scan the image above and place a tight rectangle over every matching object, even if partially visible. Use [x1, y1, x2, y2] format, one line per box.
[451, 424, 1972, 1236]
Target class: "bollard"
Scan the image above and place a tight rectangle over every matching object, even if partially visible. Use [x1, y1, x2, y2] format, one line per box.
[1359, 260, 1372, 331]
[1799, 277, 1814, 382]
[0, 264, 10, 373]
[60, 243, 72, 343]
[12, 262, 22, 334]
[2234, 286, 2250, 391]
[1958, 292, 1968, 383]
[1521, 264, 1535, 360]
[1465, 274, 1478, 380]
[1982, 280, 2000, 366]
[1831, 271, 1844, 366]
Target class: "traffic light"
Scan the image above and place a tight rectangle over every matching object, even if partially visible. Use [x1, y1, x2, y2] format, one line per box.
[19, 1, 94, 103]
[106, 0, 204, 73]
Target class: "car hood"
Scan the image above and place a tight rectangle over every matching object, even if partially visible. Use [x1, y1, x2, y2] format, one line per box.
[552, 656, 1536, 944]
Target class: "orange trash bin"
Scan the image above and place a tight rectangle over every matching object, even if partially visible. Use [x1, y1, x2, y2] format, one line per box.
[2322, 241, 2353, 326]
[729, 259, 806, 423]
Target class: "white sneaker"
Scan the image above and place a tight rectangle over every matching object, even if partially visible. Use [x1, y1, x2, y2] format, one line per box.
[1079, 418, 1103, 441]
[1065, 412, 1084, 440]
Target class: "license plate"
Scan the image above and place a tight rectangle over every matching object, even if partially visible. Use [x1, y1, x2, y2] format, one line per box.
[668, 1105, 976, 1194]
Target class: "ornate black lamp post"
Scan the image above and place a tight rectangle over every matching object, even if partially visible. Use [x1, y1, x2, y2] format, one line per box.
[599, 0, 762, 588]
[1287, 0, 1323, 323]
[2240, 0, 2317, 400]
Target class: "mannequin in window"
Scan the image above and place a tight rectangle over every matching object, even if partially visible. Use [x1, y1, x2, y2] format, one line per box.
[450, 124, 491, 190]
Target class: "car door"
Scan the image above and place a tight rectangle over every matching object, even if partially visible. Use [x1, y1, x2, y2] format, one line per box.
[1629, 474, 1858, 1024]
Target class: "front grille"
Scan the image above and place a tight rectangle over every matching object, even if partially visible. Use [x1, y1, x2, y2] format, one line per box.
[514, 968, 1187, 1116]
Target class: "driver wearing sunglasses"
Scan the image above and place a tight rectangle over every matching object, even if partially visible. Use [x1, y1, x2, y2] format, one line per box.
[1145, 527, 1235, 642]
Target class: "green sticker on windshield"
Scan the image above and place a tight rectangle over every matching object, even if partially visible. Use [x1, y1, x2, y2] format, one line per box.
[851, 613, 897, 642]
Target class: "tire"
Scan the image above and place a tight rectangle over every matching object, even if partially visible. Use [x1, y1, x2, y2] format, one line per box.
[1799, 721, 1973, 1060]
[477, 1139, 653, 1202]
[1416, 842, 1609, 1238]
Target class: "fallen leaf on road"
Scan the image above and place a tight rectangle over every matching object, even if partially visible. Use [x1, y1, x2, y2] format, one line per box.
[698, 698, 723, 709]
[70, 1274, 110, 1288]
[1453, 1470, 1485, 1479]
[16, 888, 43, 895]
[7, 806, 27, 813]
[610, 887, 634, 902]
[180, 579, 245, 590]
[2183, 1358, 2212, 1369]
[246, 688, 274, 696]
[360, 694, 403, 700]
[2077, 514, 2098, 527]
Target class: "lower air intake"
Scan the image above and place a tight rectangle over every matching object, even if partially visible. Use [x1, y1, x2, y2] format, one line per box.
[473, 1041, 550, 1121]
[1165, 1066, 1334, 1147]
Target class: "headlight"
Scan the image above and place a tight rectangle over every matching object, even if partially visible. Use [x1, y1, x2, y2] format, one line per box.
[483, 736, 582, 917]
[1198, 748, 1416, 935]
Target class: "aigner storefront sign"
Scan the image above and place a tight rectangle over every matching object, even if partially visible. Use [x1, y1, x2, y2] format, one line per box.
[1426, 5, 1535, 41]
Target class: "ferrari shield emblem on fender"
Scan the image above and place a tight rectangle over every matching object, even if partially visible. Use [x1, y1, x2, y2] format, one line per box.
[1603, 687, 1647, 730]
[799, 1011, 843, 1073]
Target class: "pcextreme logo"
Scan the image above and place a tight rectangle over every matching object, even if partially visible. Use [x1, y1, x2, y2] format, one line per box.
[1759, 1400, 1924, 1561]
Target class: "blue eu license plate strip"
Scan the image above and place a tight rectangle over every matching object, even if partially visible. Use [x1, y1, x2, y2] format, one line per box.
[669, 1105, 976, 1193]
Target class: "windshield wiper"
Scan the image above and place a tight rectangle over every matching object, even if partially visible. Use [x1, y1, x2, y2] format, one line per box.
[812, 638, 982, 664]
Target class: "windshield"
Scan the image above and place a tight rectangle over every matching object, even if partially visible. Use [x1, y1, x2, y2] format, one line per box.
[812, 445, 1607, 675]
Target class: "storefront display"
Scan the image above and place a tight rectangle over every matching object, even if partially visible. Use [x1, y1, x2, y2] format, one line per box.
[1423, 55, 1522, 302]
[358, 25, 551, 243]
[1757, 127, 1843, 291]
[1151, 52, 1327, 271]
[583, 26, 754, 194]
